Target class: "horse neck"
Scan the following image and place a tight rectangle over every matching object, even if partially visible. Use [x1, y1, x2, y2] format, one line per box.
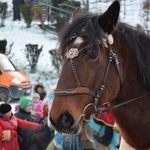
[112, 32, 150, 103]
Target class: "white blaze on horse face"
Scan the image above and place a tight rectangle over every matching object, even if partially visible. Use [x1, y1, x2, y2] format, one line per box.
[73, 37, 84, 46]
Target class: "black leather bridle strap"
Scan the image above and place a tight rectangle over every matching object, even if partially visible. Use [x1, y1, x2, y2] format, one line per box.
[94, 91, 150, 114]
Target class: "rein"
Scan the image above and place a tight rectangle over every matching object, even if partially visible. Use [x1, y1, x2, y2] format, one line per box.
[94, 91, 150, 114]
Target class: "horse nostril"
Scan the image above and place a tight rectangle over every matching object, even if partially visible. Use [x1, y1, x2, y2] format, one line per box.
[57, 111, 74, 131]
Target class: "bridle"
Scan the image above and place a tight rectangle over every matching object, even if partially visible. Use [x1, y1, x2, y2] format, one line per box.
[54, 33, 150, 121]
[54, 33, 121, 117]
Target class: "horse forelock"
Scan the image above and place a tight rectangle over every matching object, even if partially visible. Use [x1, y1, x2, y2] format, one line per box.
[117, 23, 150, 88]
[58, 13, 105, 57]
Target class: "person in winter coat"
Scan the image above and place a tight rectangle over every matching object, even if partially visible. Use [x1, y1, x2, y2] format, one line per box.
[93, 106, 115, 147]
[14, 97, 36, 150]
[46, 132, 64, 150]
[12, 0, 21, 21]
[33, 83, 47, 100]
[32, 93, 41, 107]
[32, 102, 54, 150]
[15, 97, 35, 121]
[31, 92, 42, 116]
[43, 91, 54, 118]
[0, 103, 42, 150]
[34, 102, 44, 122]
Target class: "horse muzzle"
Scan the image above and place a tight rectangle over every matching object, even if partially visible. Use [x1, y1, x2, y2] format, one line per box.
[49, 111, 83, 134]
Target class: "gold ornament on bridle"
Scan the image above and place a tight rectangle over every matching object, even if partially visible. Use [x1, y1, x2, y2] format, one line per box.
[65, 48, 79, 59]
[108, 34, 114, 45]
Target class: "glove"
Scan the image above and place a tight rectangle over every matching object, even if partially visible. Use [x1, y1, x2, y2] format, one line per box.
[2, 130, 11, 141]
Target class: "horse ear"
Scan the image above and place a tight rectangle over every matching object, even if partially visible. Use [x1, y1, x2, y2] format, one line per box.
[70, 8, 85, 22]
[99, 1, 120, 33]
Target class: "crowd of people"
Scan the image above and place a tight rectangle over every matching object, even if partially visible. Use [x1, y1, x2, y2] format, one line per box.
[0, 83, 120, 150]
[0, 83, 55, 150]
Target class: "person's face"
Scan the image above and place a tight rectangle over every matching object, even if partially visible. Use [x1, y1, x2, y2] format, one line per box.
[25, 105, 32, 113]
[34, 110, 42, 115]
[32, 97, 40, 103]
[4, 110, 12, 118]
[37, 87, 43, 93]
[34, 110, 43, 119]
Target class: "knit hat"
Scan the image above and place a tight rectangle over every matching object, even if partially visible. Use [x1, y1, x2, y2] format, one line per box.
[32, 93, 40, 99]
[34, 102, 43, 112]
[0, 103, 12, 114]
[20, 97, 32, 110]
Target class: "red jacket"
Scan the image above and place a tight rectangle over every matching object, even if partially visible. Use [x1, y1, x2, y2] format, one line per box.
[0, 113, 42, 150]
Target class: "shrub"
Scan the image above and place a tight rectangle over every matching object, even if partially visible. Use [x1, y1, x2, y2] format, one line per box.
[24, 44, 43, 73]
[50, 0, 80, 31]
[51, 0, 67, 7]
[21, 4, 33, 28]
[66, 1, 80, 7]
[49, 49, 63, 74]
[32, 6, 45, 29]
[54, 14, 67, 31]
[0, 39, 7, 54]
[0, 2, 8, 27]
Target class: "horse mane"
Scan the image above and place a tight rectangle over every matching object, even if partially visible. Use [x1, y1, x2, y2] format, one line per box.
[59, 13, 105, 55]
[117, 23, 150, 88]
[59, 12, 150, 88]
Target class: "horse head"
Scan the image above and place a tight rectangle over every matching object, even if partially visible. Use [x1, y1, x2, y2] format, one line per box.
[49, 0, 150, 149]
[50, 0, 121, 134]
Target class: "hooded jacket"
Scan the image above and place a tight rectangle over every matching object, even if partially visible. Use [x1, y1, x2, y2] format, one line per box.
[33, 84, 47, 100]
[0, 113, 41, 150]
[14, 107, 36, 150]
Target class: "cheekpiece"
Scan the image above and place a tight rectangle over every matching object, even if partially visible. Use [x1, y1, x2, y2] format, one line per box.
[65, 48, 79, 59]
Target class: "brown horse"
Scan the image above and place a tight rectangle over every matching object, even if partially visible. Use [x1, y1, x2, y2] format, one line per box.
[50, 1, 150, 149]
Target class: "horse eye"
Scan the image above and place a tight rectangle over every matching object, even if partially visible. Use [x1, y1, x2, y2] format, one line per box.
[87, 52, 98, 59]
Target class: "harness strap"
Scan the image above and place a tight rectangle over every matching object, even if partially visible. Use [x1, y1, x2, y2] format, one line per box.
[111, 50, 121, 82]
